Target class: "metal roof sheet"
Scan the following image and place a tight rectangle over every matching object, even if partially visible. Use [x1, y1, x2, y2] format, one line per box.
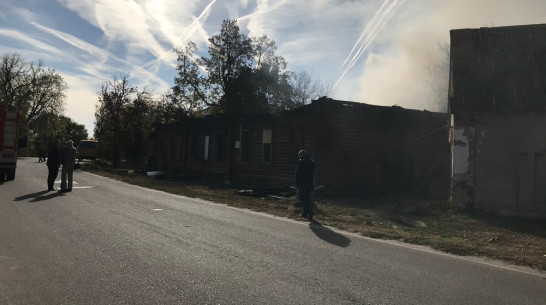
[449, 24, 546, 116]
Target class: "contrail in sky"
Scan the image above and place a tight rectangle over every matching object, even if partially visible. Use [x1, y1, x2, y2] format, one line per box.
[176, 0, 217, 46]
[340, 0, 391, 68]
[177, 0, 218, 74]
[331, 0, 406, 93]
[142, 0, 218, 74]
[344, 0, 403, 70]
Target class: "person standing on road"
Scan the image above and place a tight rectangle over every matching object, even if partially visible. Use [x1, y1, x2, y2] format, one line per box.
[46, 141, 60, 191]
[295, 149, 315, 220]
[38, 145, 47, 163]
[60, 140, 77, 192]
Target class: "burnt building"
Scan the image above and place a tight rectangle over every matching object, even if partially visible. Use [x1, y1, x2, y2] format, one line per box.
[449, 24, 546, 217]
[151, 97, 449, 199]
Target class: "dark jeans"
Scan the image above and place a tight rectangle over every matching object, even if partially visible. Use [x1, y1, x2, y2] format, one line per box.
[299, 186, 313, 217]
[47, 164, 59, 189]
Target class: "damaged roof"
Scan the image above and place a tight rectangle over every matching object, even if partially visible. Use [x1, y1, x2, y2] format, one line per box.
[449, 23, 546, 116]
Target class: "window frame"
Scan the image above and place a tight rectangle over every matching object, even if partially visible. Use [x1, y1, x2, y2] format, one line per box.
[262, 128, 272, 164]
[215, 133, 225, 162]
[203, 135, 210, 161]
[240, 129, 250, 162]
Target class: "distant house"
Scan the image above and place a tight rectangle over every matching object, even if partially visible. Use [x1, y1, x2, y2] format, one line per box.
[449, 24, 546, 217]
[150, 97, 450, 199]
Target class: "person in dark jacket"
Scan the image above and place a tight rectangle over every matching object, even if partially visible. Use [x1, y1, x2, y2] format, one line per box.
[60, 140, 77, 192]
[46, 141, 60, 191]
[38, 145, 47, 163]
[295, 150, 315, 220]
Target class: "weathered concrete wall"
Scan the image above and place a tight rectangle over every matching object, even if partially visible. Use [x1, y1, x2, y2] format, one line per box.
[451, 125, 475, 208]
[453, 128, 469, 175]
[453, 112, 546, 217]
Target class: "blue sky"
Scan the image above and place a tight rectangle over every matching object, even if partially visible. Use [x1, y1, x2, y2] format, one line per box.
[1, 0, 545, 135]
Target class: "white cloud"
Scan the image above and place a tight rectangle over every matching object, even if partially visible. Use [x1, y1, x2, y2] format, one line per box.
[356, 0, 546, 111]
[61, 74, 102, 136]
[3, 0, 546, 134]
[0, 28, 64, 56]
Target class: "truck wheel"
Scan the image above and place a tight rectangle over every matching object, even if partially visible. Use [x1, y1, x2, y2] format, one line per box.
[0, 169, 5, 181]
[6, 169, 15, 181]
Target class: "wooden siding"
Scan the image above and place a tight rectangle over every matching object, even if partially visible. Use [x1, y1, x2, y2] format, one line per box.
[150, 98, 450, 198]
[231, 112, 318, 184]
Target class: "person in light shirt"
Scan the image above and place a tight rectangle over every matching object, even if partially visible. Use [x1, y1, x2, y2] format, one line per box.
[60, 140, 77, 192]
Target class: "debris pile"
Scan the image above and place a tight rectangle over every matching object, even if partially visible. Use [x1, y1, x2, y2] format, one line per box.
[238, 186, 297, 199]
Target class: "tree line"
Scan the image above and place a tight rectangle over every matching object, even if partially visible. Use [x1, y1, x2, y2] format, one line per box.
[1, 20, 450, 168]
[0, 53, 88, 155]
[95, 19, 329, 168]
[0, 20, 326, 164]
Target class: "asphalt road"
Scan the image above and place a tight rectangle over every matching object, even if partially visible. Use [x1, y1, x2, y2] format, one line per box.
[1, 158, 545, 304]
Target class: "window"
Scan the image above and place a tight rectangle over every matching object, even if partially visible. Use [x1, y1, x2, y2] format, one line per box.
[262, 128, 272, 163]
[241, 130, 250, 162]
[190, 134, 199, 160]
[204, 135, 210, 161]
[216, 133, 224, 162]
[174, 136, 182, 161]
[159, 139, 168, 160]
[178, 136, 184, 161]
[170, 138, 176, 162]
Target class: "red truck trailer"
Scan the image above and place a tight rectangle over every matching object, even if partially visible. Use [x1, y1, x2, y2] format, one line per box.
[0, 105, 25, 181]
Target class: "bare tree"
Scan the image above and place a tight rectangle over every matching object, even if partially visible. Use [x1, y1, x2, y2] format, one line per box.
[0, 53, 67, 123]
[0, 53, 33, 110]
[25, 66, 67, 124]
[290, 71, 330, 107]
[95, 74, 135, 168]
[171, 42, 212, 112]
[171, 19, 328, 114]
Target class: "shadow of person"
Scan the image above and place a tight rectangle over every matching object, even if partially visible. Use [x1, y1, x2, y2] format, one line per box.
[309, 221, 351, 248]
[30, 191, 64, 202]
[14, 190, 49, 201]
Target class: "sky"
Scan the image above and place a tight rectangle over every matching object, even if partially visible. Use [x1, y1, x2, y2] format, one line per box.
[1, 0, 545, 136]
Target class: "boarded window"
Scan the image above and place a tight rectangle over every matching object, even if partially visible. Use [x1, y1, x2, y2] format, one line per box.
[216, 133, 224, 162]
[262, 129, 272, 163]
[190, 134, 199, 160]
[174, 136, 182, 161]
[171, 138, 177, 162]
[159, 138, 168, 161]
[179, 135, 184, 161]
[241, 130, 250, 162]
[204, 135, 210, 161]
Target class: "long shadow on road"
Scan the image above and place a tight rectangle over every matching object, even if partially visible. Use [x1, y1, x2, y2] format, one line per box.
[14, 190, 49, 201]
[14, 190, 64, 202]
[309, 221, 351, 248]
[30, 191, 64, 202]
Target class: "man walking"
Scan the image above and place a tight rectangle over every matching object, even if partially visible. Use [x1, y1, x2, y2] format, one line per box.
[38, 145, 47, 163]
[46, 141, 60, 191]
[60, 140, 77, 192]
[295, 150, 315, 220]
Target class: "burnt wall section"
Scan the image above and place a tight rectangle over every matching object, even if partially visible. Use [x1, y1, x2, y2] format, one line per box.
[314, 100, 449, 198]
[150, 98, 450, 199]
